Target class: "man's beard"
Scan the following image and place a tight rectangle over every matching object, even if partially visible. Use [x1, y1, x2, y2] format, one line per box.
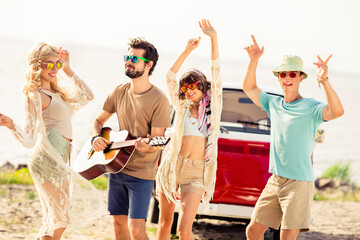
[125, 67, 145, 79]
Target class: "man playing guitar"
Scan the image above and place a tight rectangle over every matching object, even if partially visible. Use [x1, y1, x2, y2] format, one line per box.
[91, 38, 170, 240]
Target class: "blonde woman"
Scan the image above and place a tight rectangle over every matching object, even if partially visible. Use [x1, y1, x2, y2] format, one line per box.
[156, 19, 222, 240]
[0, 43, 103, 240]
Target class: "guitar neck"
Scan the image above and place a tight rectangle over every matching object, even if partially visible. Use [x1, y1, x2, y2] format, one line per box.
[110, 140, 137, 150]
[108, 136, 169, 150]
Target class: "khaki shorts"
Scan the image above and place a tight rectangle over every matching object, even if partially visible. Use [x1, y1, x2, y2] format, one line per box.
[251, 174, 315, 232]
[175, 154, 205, 194]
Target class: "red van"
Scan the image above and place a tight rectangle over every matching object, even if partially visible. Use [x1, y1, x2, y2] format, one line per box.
[149, 83, 283, 236]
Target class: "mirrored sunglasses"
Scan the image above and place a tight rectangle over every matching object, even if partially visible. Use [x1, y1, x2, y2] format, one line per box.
[42, 61, 62, 70]
[180, 82, 199, 93]
[279, 71, 298, 78]
[124, 55, 150, 64]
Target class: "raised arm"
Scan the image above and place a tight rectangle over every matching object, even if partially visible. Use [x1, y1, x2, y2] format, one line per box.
[166, 37, 201, 105]
[199, 19, 218, 60]
[60, 47, 94, 108]
[242, 35, 264, 108]
[313, 55, 344, 121]
[170, 38, 201, 74]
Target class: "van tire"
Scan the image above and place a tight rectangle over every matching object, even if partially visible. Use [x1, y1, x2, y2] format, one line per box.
[149, 196, 160, 224]
[171, 212, 179, 235]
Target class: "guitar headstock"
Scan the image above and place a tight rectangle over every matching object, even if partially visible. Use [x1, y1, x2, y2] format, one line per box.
[148, 137, 170, 147]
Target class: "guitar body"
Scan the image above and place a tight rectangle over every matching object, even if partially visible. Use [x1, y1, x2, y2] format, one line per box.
[73, 128, 134, 180]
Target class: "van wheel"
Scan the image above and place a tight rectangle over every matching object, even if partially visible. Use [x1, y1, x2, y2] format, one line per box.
[171, 212, 179, 235]
[149, 196, 159, 224]
[271, 227, 280, 240]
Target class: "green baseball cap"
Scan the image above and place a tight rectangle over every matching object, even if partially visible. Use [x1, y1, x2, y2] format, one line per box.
[272, 55, 308, 79]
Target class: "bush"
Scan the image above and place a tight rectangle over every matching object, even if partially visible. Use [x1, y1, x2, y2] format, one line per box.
[321, 161, 352, 184]
[0, 168, 108, 190]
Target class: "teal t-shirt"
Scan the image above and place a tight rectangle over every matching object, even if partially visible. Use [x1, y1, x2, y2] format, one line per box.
[259, 91, 326, 181]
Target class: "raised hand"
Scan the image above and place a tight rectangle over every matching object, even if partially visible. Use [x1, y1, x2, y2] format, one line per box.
[185, 37, 201, 52]
[59, 47, 73, 76]
[244, 35, 264, 61]
[199, 19, 217, 38]
[313, 55, 332, 81]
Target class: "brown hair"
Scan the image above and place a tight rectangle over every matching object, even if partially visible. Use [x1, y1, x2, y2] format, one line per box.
[128, 38, 159, 76]
[179, 69, 211, 100]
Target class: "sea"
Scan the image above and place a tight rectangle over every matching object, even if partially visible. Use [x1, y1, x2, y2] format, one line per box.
[0, 37, 359, 185]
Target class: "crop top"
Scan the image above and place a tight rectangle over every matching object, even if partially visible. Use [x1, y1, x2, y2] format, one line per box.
[183, 113, 206, 137]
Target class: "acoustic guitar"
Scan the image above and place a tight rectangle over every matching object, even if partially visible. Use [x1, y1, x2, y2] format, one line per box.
[73, 127, 170, 180]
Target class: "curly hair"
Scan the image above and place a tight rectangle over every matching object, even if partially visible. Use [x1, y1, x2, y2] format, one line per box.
[128, 37, 159, 76]
[178, 69, 211, 100]
[24, 43, 69, 101]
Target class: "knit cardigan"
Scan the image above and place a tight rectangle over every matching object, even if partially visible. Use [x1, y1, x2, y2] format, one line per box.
[156, 58, 222, 212]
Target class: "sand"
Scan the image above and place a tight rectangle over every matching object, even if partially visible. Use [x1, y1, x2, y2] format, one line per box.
[1, 184, 359, 240]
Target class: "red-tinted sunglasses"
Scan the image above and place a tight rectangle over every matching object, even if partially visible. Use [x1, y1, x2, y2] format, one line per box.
[180, 82, 199, 93]
[279, 72, 298, 78]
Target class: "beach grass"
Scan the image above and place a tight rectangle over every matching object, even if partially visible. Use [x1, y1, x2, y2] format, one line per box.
[314, 160, 360, 202]
[0, 167, 34, 185]
[0, 167, 109, 190]
[90, 175, 108, 190]
[321, 160, 352, 184]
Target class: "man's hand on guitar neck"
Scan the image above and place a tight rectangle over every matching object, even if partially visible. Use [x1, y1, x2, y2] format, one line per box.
[134, 134, 158, 153]
[93, 137, 111, 152]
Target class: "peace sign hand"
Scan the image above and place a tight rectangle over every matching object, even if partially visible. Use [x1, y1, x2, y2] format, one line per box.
[313, 54, 332, 81]
[185, 37, 201, 52]
[244, 35, 264, 61]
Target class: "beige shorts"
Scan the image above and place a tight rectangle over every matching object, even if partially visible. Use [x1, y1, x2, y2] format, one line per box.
[251, 174, 315, 232]
[175, 154, 205, 194]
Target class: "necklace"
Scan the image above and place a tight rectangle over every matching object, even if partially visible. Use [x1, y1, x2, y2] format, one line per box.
[190, 102, 200, 107]
[188, 114, 197, 125]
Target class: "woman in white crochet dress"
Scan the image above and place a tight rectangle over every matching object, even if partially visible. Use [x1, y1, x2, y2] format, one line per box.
[156, 19, 222, 240]
[0, 43, 103, 240]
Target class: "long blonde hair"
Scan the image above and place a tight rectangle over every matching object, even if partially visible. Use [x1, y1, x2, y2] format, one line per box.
[24, 43, 69, 101]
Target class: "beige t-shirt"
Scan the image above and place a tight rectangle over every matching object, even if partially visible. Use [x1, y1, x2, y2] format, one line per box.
[103, 83, 171, 180]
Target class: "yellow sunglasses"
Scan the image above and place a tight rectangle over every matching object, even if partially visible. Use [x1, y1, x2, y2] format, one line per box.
[42, 61, 62, 70]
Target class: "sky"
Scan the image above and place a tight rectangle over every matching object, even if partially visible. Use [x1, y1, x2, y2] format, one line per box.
[0, 0, 360, 76]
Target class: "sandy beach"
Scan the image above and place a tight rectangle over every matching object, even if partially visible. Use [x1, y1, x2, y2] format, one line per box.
[1, 184, 359, 240]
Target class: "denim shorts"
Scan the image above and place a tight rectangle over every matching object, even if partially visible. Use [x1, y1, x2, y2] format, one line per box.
[108, 172, 154, 219]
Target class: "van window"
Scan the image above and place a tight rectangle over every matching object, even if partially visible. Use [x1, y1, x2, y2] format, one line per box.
[221, 89, 271, 134]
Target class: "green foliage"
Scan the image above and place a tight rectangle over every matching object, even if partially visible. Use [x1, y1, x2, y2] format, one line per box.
[146, 226, 157, 234]
[313, 192, 327, 201]
[0, 168, 108, 190]
[25, 190, 37, 200]
[0, 186, 6, 195]
[90, 175, 108, 190]
[321, 161, 352, 184]
[0, 168, 34, 185]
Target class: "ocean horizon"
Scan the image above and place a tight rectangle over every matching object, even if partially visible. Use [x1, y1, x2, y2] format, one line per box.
[1, 36, 359, 185]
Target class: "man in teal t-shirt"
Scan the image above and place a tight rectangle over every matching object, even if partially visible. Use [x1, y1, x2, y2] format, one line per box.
[242, 35, 344, 240]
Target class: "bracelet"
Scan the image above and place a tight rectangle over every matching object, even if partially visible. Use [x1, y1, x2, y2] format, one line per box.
[317, 77, 329, 88]
[91, 134, 101, 145]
